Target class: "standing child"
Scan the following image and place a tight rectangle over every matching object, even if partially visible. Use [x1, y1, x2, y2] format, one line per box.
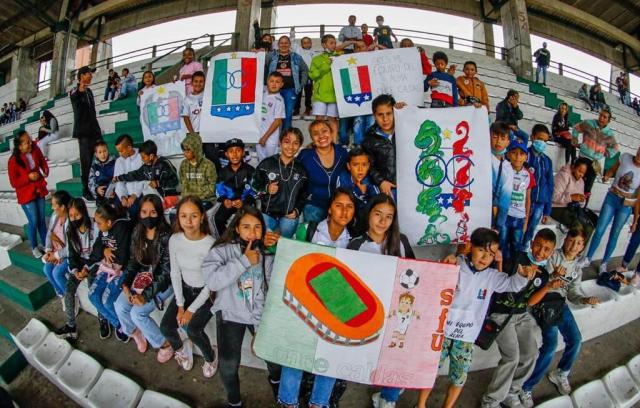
[253, 128, 307, 238]
[202, 206, 282, 407]
[373, 15, 398, 49]
[42, 191, 72, 301]
[88, 140, 116, 206]
[522, 124, 554, 249]
[182, 71, 205, 134]
[258, 72, 286, 162]
[309, 34, 341, 137]
[491, 122, 514, 230]
[179, 133, 217, 210]
[290, 28, 319, 117]
[416, 228, 535, 408]
[179, 47, 204, 95]
[456, 61, 489, 110]
[160, 196, 218, 377]
[425, 51, 458, 108]
[137, 70, 156, 106]
[361, 24, 374, 47]
[215, 139, 256, 235]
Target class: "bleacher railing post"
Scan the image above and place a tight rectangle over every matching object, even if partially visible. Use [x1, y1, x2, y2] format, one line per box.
[146, 62, 152, 72]
[186, 41, 192, 48]
[209, 34, 215, 47]
[501, 47, 507, 61]
[320, 24, 325, 38]
[558, 63, 563, 76]
[448, 35, 454, 49]
[151, 45, 157, 58]
[232, 32, 240, 51]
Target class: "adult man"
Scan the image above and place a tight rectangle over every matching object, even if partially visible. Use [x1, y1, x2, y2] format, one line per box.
[70, 66, 102, 201]
[533, 42, 551, 85]
[616, 72, 630, 106]
[495, 89, 527, 142]
[338, 15, 362, 53]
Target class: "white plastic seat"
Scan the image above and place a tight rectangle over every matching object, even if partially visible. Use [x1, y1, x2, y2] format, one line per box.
[628, 354, 640, 386]
[85, 369, 143, 408]
[12, 318, 49, 354]
[602, 366, 640, 408]
[571, 379, 616, 408]
[537, 395, 574, 408]
[55, 350, 103, 401]
[136, 390, 190, 408]
[32, 332, 72, 375]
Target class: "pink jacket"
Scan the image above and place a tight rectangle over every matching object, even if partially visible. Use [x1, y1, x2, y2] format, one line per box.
[552, 164, 585, 207]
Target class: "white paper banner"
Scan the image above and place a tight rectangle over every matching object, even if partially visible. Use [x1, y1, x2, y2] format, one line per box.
[396, 106, 492, 245]
[200, 51, 265, 143]
[139, 82, 187, 156]
[331, 48, 424, 118]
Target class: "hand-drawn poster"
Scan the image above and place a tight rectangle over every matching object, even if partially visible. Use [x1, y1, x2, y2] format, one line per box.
[200, 51, 265, 143]
[254, 239, 459, 389]
[140, 82, 187, 156]
[331, 48, 423, 118]
[395, 106, 492, 245]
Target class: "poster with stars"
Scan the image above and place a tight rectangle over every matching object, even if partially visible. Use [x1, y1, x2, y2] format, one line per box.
[140, 81, 187, 156]
[331, 48, 423, 118]
[395, 105, 492, 245]
[200, 51, 265, 143]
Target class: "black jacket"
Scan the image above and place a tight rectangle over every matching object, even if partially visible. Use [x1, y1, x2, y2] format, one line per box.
[495, 99, 523, 128]
[252, 155, 307, 218]
[88, 218, 133, 276]
[115, 156, 179, 197]
[123, 229, 172, 303]
[70, 85, 102, 139]
[362, 125, 396, 185]
[217, 162, 256, 204]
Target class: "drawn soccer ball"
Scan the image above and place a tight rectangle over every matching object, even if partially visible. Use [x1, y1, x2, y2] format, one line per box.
[400, 269, 420, 290]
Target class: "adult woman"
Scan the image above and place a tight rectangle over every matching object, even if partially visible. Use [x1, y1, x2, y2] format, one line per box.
[552, 102, 575, 164]
[42, 190, 72, 300]
[297, 120, 348, 222]
[114, 195, 174, 362]
[265, 35, 309, 130]
[37, 110, 59, 157]
[585, 148, 640, 273]
[550, 158, 593, 237]
[8, 131, 48, 257]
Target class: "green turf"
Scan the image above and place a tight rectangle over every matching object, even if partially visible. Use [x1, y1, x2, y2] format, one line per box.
[310, 267, 367, 323]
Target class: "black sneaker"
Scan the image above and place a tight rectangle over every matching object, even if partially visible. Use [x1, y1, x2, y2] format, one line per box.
[54, 324, 78, 340]
[82, 191, 95, 202]
[115, 327, 130, 343]
[99, 318, 111, 339]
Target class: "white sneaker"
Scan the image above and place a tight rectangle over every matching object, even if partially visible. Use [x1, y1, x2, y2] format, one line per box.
[548, 369, 571, 395]
[599, 262, 608, 275]
[175, 340, 194, 371]
[32, 247, 43, 258]
[630, 273, 640, 288]
[519, 390, 534, 408]
[503, 392, 524, 408]
[616, 264, 629, 273]
[577, 257, 591, 269]
[371, 392, 396, 408]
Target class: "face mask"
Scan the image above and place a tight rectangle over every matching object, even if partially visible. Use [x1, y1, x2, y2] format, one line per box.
[140, 216, 160, 229]
[532, 140, 547, 154]
[492, 148, 507, 156]
[527, 250, 548, 267]
[70, 219, 83, 229]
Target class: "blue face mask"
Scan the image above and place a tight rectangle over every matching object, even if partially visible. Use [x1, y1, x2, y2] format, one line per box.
[532, 140, 547, 154]
[527, 250, 548, 267]
[492, 148, 507, 156]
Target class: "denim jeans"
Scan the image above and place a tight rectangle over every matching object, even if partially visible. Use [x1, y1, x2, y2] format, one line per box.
[43, 259, 69, 297]
[499, 215, 525, 261]
[523, 304, 582, 392]
[338, 117, 354, 146]
[303, 204, 327, 223]
[104, 86, 116, 101]
[523, 202, 546, 249]
[380, 387, 402, 402]
[114, 287, 173, 348]
[586, 192, 632, 263]
[263, 213, 299, 238]
[536, 65, 548, 84]
[21, 197, 47, 249]
[119, 83, 138, 98]
[623, 227, 640, 268]
[88, 273, 124, 328]
[280, 87, 298, 131]
[353, 115, 374, 146]
[279, 366, 336, 407]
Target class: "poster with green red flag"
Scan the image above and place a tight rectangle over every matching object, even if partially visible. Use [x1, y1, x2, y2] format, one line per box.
[200, 51, 265, 143]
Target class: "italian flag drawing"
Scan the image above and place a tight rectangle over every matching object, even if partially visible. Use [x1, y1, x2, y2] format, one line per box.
[210, 55, 257, 119]
[339, 58, 372, 106]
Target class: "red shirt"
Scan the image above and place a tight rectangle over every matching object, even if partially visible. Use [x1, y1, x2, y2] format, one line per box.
[8, 142, 48, 205]
[362, 34, 374, 47]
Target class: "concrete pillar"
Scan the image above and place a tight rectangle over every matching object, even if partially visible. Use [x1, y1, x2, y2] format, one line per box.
[90, 39, 113, 70]
[49, 30, 78, 97]
[234, 0, 261, 51]
[500, 0, 533, 79]
[10, 47, 39, 102]
[473, 21, 495, 58]
[260, 4, 277, 30]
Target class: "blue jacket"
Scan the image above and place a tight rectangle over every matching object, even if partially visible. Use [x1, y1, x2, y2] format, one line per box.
[88, 155, 116, 198]
[297, 145, 348, 210]
[336, 170, 380, 211]
[527, 150, 554, 215]
[265, 51, 309, 94]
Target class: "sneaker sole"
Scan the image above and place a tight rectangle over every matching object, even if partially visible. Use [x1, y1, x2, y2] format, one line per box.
[547, 374, 570, 395]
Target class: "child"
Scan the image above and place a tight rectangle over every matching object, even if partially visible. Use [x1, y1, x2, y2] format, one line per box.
[373, 15, 398, 49]
[456, 61, 489, 111]
[202, 206, 281, 407]
[416, 228, 535, 408]
[521, 229, 599, 406]
[481, 228, 558, 408]
[88, 140, 116, 205]
[113, 139, 180, 209]
[137, 70, 156, 106]
[42, 191, 72, 301]
[309, 34, 340, 137]
[113, 134, 145, 217]
[522, 124, 554, 249]
[500, 137, 536, 261]
[258, 72, 286, 162]
[54, 198, 98, 340]
[104, 69, 120, 101]
[215, 138, 256, 235]
[114, 195, 174, 362]
[179, 47, 204, 95]
[552, 102, 575, 164]
[290, 28, 319, 117]
[160, 196, 217, 377]
[182, 71, 205, 134]
[425, 51, 458, 108]
[253, 128, 307, 238]
[491, 121, 514, 230]
[118, 68, 137, 99]
[85, 204, 132, 342]
[179, 133, 217, 210]
[361, 24, 374, 47]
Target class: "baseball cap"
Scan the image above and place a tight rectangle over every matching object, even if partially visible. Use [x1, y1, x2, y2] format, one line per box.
[77, 66, 96, 80]
[224, 138, 245, 151]
[507, 137, 528, 154]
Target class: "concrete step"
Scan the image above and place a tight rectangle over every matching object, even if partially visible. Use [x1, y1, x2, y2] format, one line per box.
[0, 336, 27, 385]
[0, 295, 37, 341]
[0, 265, 55, 311]
[9, 241, 46, 276]
[56, 177, 83, 198]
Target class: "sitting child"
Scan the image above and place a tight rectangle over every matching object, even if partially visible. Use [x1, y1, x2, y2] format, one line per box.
[88, 140, 116, 205]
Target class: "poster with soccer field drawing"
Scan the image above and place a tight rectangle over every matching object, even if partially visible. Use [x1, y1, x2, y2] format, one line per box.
[395, 105, 492, 246]
[331, 47, 424, 118]
[139, 82, 187, 156]
[200, 51, 265, 143]
[254, 238, 459, 389]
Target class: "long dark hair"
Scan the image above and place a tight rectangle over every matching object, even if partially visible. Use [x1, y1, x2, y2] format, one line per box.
[52, 190, 72, 215]
[172, 195, 212, 236]
[364, 193, 402, 256]
[11, 131, 30, 168]
[214, 205, 265, 248]
[41, 110, 54, 126]
[67, 198, 92, 253]
[132, 195, 170, 265]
